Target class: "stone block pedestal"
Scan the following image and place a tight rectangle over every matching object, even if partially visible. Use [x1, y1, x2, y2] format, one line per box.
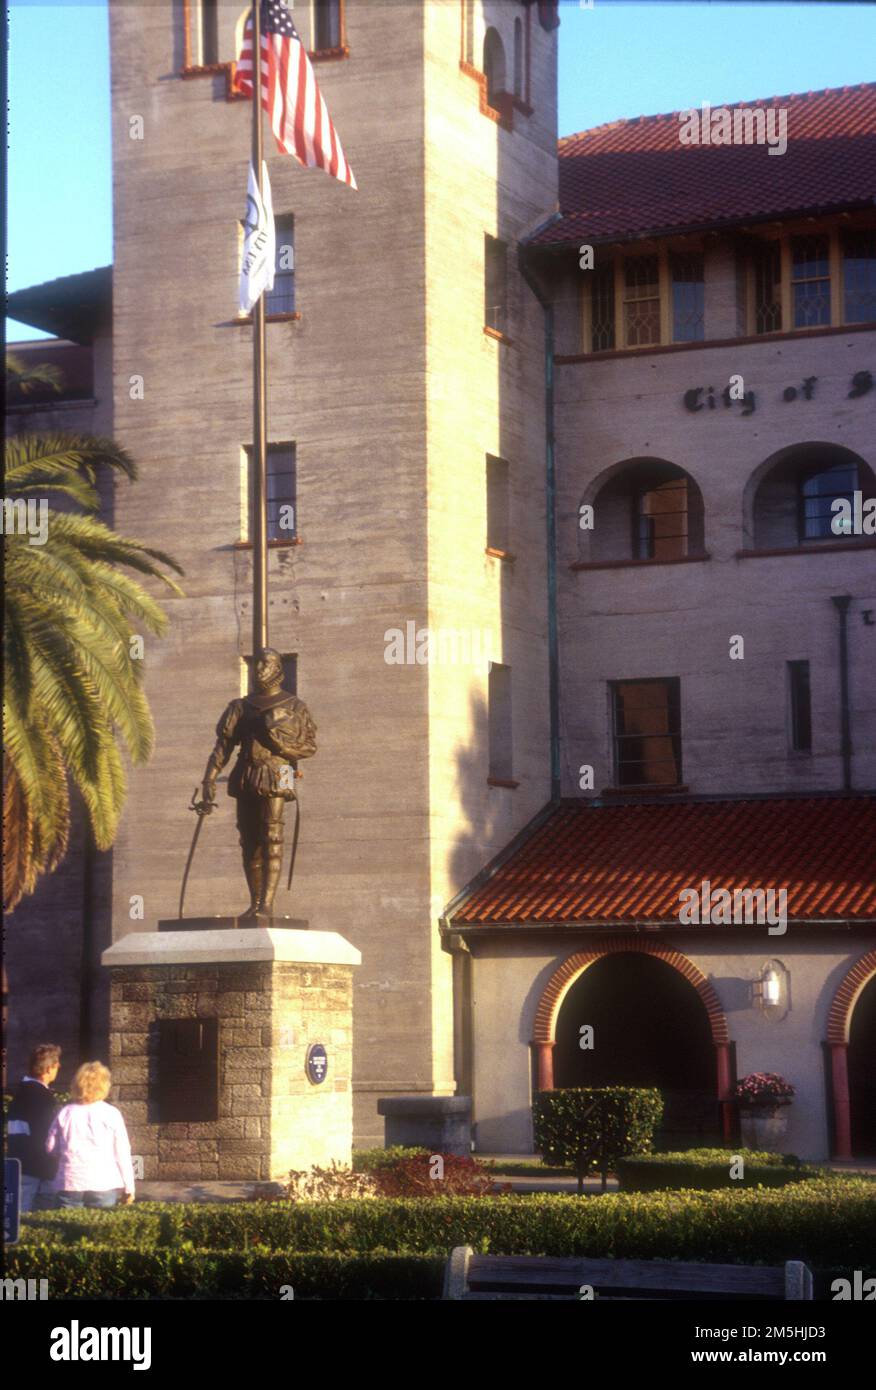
[102, 926, 360, 1182]
[377, 1095, 472, 1155]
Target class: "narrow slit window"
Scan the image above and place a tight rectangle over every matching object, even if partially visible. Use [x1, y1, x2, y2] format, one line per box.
[486, 455, 510, 554]
[788, 661, 812, 752]
[485, 235, 508, 335]
[488, 663, 513, 782]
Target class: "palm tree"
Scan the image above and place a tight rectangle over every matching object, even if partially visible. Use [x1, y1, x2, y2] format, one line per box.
[3, 429, 184, 911]
[5, 351, 63, 397]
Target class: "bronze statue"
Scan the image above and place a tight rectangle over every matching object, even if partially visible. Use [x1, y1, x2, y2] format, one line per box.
[198, 649, 317, 919]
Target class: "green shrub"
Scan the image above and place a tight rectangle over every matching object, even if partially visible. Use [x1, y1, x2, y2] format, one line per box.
[19, 1205, 166, 1247]
[352, 1146, 429, 1173]
[533, 1087, 663, 1191]
[20, 1180, 869, 1267]
[617, 1148, 827, 1192]
[4, 1245, 443, 1300]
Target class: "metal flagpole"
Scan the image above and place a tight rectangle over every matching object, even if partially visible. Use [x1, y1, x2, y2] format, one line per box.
[251, 0, 269, 658]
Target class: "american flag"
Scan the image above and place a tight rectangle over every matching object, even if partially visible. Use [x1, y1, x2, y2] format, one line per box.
[235, 0, 357, 190]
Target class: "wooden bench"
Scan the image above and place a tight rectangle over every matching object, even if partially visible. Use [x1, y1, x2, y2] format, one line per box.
[443, 1248, 814, 1300]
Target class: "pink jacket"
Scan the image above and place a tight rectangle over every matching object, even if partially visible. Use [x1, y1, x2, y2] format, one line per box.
[46, 1101, 136, 1195]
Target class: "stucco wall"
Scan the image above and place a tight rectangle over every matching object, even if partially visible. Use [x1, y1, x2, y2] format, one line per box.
[469, 933, 876, 1159]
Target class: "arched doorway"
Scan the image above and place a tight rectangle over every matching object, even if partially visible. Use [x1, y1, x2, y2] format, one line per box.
[532, 939, 732, 1144]
[849, 975, 876, 1157]
[826, 950, 876, 1160]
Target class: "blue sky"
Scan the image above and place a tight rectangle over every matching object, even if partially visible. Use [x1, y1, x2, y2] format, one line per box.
[8, 1, 876, 340]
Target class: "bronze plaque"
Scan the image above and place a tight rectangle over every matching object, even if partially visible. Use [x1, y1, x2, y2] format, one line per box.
[156, 1018, 219, 1123]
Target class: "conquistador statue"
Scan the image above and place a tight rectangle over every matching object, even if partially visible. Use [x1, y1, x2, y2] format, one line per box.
[200, 648, 317, 919]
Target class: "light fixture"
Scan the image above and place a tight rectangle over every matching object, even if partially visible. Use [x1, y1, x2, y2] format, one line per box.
[754, 959, 789, 1019]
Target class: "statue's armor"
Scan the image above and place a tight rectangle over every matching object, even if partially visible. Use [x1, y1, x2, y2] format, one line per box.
[205, 688, 317, 916]
[210, 691, 317, 799]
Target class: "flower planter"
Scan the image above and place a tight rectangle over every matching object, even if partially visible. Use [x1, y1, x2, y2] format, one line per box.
[739, 1105, 789, 1150]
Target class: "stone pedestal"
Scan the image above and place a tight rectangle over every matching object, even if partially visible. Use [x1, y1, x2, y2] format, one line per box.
[102, 926, 360, 1182]
[377, 1095, 472, 1155]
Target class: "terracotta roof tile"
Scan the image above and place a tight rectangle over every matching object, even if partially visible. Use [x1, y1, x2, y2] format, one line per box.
[532, 84, 876, 246]
[449, 796, 876, 925]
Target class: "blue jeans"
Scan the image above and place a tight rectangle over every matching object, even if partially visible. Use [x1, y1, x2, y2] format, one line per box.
[55, 1189, 123, 1209]
[20, 1175, 55, 1212]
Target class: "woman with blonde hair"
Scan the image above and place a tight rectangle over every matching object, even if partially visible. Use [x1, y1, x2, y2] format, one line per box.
[46, 1062, 136, 1209]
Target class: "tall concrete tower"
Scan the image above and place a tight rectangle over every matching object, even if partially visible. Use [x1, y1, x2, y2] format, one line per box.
[108, 0, 558, 1143]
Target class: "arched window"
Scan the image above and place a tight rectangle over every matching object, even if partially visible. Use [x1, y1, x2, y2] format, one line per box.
[483, 27, 506, 108]
[582, 460, 705, 564]
[513, 17, 523, 99]
[748, 444, 876, 549]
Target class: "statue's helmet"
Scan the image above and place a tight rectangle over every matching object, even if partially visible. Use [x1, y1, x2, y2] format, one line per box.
[254, 647, 285, 689]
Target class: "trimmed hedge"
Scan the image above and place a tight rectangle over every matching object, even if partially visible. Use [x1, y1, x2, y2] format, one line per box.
[19, 1181, 876, 1267]
[3, 1245, 443, 1300]
[352, 1147, 429, 1173]
[617, 1148, 827, 1192]
[532, 1087, 663, 1187]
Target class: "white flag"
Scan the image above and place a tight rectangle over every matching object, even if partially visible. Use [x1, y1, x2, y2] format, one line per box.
[239, 161, 275, 314]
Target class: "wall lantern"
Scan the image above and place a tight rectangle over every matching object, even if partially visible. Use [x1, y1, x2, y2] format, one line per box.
[753, 959, 790, 1020]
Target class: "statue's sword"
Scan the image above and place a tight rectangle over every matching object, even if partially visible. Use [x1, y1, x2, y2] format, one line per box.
[179, 787, 212, 919]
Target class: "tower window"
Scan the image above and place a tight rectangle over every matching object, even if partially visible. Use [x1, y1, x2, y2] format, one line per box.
[488, 663, 513, 782]
[312, 0, 341, 52]
[195, 0, 219, 65]
[486, 455, 511, 554]
[612, 678, 682, 788]
[485, 235, 508, 335]
[245, 443, 297, 543]
[788, 661, 812, 753]
[483, 27, 506, 109]
[513, 18, 523, 99]
[266, 215, 295, 316]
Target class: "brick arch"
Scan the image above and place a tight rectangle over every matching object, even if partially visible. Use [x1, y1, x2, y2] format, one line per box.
[826, 950, 876, 1044]
[825, 950, 876, 1160]
[532, 937, 729, 1045]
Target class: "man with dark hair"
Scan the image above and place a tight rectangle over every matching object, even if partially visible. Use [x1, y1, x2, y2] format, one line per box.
[7, 1044, 62, 1210]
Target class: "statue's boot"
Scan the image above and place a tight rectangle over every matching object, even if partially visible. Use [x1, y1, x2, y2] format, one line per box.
[239, 858, 264, 920]
[258, 847, 283, 919]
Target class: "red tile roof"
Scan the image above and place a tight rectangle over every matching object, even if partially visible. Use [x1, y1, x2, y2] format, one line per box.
[531, 84, 876, 247]
[448, 796, 876, 926]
